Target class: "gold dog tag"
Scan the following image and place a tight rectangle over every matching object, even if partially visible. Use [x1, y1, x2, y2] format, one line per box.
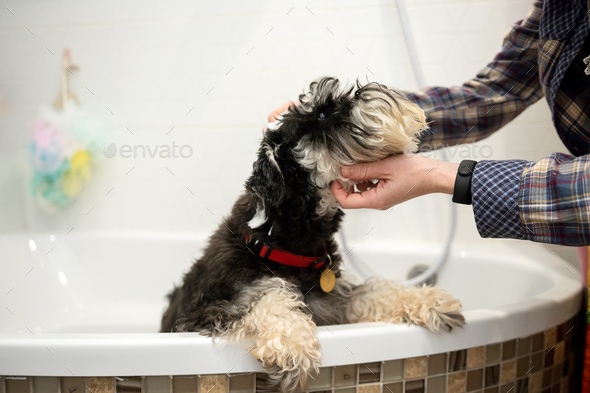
[320, 268, 336, 293]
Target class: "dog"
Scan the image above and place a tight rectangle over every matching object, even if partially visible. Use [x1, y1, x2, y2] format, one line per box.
[161, 77, 465, 392]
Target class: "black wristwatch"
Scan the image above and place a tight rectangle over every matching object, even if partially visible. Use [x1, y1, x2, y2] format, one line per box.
[452, 160, 478, 205]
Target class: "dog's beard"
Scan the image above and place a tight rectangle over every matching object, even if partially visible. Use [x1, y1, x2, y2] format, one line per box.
[291, 80, 427, 216]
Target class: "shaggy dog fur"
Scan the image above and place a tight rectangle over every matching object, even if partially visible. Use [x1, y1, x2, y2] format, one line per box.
[161, 77, 465, 392]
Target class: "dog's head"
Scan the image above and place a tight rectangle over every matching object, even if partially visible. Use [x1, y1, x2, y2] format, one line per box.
[246, 77, 427, 219]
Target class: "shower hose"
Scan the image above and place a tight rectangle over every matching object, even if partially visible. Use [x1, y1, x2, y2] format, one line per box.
[339, 0, 457, 287]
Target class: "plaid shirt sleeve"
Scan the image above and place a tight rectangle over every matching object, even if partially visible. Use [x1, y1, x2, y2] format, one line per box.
[518, 154, 590, 246]
[404, 1, 544, 147]
[402, 1, 572, 243]
[472, 154, 590, 246]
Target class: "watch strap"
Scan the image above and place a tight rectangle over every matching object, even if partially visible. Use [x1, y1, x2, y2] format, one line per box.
[452, 160, 478, 205]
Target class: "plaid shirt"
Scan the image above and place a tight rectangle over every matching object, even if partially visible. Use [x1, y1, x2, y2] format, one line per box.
[405, 0, 590, 246]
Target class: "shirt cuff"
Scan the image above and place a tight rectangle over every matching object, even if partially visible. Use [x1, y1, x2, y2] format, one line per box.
[471, 160, 528, 239]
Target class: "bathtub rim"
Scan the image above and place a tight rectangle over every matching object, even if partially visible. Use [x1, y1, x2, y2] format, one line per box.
[0, 289, 582, 376]
[0, 232, 584, 376]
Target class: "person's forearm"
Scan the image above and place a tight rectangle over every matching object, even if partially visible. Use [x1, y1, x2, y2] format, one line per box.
[429, 160, 458, 195]
[412, 156, 458, 197]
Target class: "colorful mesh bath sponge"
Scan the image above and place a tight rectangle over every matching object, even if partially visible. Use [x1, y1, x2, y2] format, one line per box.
[29, 48, 105, 213]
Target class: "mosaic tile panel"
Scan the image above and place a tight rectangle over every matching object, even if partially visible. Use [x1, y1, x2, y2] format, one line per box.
[359, 363, 381, 384]
[87, 378, 115, 393]
[466, 347, 484, 370]
[404, 358, 426, 380]
[5, 378, 31, 393]
[358, 384, 380, 393]
[309, 368, 333, 390]
[200, 376, 225, 393]
[427, 354, 447, 377]
[144, 377, 171, 393]
[61, 377, 86, 393]
[173, 376, 198, 393]
[229, 374, 252, 393]
[0, 317, 583, 393]
[382, 361, 402, 383]
[117, 377, 142, 393]
[335, 365, 357, 387]
[32, 377, 59, 393]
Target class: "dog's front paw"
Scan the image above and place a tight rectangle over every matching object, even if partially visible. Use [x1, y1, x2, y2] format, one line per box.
[423, 290, 465, 332]
[432, 301, 465, 332]
[264, 351, 321, 393]
[256, 342, 321, 393]
[248, 304, 322, 392]
[230, 278, 322, 393]
[252, 320, 321, 392]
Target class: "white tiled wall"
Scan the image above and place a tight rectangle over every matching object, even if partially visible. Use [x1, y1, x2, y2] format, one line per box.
[0, 1, 573, 252]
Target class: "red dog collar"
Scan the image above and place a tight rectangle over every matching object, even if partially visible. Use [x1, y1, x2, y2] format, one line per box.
[245, 235, 328, 269]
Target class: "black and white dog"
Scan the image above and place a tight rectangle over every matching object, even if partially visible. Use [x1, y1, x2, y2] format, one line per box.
[161, 77, 465, 392]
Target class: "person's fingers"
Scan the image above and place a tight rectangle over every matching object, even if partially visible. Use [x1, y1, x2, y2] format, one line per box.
[341, 160, 389, 180]
[340, 188, 381, 209]
[330, 180, 381, 209]
[268, 102, 293, 123]
[330, 180, 348, 200]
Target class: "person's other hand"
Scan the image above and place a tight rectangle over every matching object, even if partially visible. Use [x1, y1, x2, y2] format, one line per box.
[267, 102, 294, 123]
[330, 155, 458, 210]
[263, 102, 298, 134]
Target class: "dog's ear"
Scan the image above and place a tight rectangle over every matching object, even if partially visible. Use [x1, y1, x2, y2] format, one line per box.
[245, 142, 285, 207]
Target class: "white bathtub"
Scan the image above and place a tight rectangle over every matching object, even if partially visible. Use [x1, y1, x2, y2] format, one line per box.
[0, 232, 583, 377]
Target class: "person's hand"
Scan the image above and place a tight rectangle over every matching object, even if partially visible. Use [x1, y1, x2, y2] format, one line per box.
[268, 102, 294, 123]
[330, 155, 459, 210]
[264, 101, 301, 133]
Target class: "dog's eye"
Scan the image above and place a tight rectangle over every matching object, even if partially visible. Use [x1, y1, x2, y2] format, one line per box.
[318, 113, 326, 120]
